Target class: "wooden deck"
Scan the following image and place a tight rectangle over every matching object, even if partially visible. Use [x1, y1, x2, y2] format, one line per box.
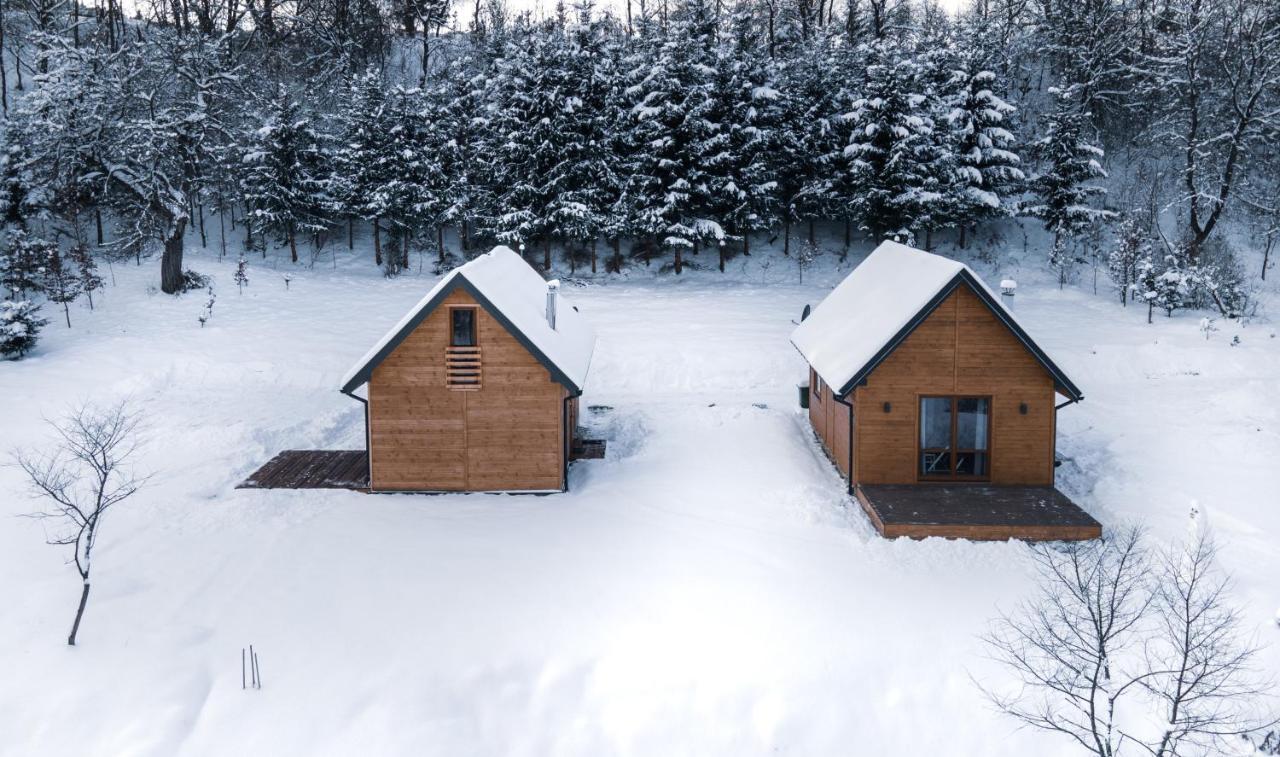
[855, 484, 1101, 541]
[238, 450, 369, 491]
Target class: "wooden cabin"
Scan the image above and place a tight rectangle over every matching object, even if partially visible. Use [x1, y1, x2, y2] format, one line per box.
[791, 241, 1099, 541]
[340, 246, 595, 493]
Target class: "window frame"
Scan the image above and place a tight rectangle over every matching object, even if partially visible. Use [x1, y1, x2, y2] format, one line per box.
[448, 306, 478, 348]
[916, 394, 992, 482]
[812, 369, 823, 404]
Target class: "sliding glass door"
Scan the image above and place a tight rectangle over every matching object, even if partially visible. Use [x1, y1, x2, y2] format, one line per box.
[919, 396, 990, 480]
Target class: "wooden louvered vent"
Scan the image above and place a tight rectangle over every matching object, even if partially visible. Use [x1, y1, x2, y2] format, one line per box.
[445, 346, 482, 390]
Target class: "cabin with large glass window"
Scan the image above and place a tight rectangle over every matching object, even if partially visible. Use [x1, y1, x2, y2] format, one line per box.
[791, 241, 1100, 541]
[340, 246, 595, 493]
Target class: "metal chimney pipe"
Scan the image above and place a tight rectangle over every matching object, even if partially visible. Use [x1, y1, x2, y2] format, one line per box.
[546, 279, 560, 330]
[1000, 279, 1017, 312]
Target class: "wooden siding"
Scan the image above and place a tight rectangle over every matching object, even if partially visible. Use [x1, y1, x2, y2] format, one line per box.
[808, 368, 851, 479]
[367, 288, 566, 491]
[810, 284, 1057, 486]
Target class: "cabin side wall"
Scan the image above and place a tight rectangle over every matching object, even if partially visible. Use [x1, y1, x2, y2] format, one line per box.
[851, 285, 1057, 486]
[807, 367, 851, 479]
[367, 288, 566, 491]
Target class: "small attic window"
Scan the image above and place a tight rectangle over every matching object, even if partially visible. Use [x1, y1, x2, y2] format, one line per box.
[451, 308, 476, 347]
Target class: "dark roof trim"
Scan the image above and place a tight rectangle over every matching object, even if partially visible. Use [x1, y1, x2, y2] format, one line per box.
[835, 271, 1084, 402]
[340, 274, 582, 395]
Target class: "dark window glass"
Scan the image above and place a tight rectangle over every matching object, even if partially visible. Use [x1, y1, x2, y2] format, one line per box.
[920, 450, 951, 476]
[451, 309, 475, 347]
[956, 398, 989, 450]
[919, 397, 952, 449]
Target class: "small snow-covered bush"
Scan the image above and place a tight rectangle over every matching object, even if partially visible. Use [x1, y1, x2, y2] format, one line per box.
[0, 298, 47, 359]
[180, 269, 212, 293]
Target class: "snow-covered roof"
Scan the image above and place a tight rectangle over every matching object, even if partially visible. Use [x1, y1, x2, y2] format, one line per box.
[341, 246, 595, 394]
[790, 240, 1082, 401]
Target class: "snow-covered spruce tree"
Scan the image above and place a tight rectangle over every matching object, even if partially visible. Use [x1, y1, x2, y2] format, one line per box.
[706, 6, 784, 271]
[620, 0, 720, 274]
[372, 86, 434, 276]
[843, 40, 946, 245]
[1024, 87, 1113, 275]
[942, 58, 1024, 246]
[234, 256, 249, 294]
[240, 86, 331, 264]
[331, 68, 395, 267]
[1107, 215, 1150, 307]
[1, 229, 48, 300]
[544, 3, 621, 274]
[775, 38, 848, 256]
[40, 244, 82, 328]
[485, 17, 577, 269]
[0, 298, 47, 359]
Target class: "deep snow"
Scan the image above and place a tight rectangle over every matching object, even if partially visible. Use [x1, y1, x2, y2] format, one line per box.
[1, 237, 1277, 756]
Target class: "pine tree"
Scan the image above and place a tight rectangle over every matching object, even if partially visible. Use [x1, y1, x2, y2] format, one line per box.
[706, 8, 783, 271]
[40, 245, 82, 328]
[331, 69, 395, 267]
[843, 41, 946, 244]
[67, 244, 103, 310]
[942, 58, 1024, 245]
[234, 256, 249, 294]
[1108, 215, 1150, 306]
[0, 298, 46, 359]
[1024, 87, 1113, 255]
[240, 86, 331, 264]
[621, 0, 720, 274]
[1, 229, 48, 299]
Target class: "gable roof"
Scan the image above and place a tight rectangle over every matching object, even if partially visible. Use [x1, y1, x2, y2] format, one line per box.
[790, 240, 1083, 401]
[341, 246, 595, 395]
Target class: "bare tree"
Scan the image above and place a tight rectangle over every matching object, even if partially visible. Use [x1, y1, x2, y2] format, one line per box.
[979, 526, 1274, 756]
[980, 528, 1151, 757]
[1140, 533, 1274, 756]
[14, 401, 147, 646]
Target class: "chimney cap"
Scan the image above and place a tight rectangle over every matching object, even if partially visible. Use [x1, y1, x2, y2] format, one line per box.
[1000, 279, 1017, 292]
[547, 279, 561, 290]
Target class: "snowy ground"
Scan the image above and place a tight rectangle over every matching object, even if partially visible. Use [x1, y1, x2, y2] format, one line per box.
[2, 238, 1278, 756]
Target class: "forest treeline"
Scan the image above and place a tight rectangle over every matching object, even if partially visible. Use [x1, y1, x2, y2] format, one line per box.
[0, 0, 1277, 318]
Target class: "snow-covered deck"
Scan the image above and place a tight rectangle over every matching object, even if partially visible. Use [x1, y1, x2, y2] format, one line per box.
[855, 484, 1102, 541]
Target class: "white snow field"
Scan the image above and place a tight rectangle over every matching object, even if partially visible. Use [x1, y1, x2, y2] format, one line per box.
[1, 242, 1277, 757]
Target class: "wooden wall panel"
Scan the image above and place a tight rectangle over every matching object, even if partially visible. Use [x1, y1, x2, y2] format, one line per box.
[807, 369, 852, 479]
[837, 285, 1057, 486]
[367, 288, 566, 491]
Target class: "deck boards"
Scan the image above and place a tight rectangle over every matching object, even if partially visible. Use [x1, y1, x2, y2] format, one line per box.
[238, 450, 369, 490]
[856, 484, 1101, 541]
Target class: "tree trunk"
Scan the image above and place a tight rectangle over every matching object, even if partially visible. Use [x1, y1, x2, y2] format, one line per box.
[543, 237, 551, 271]
[783, 217, 791, 256]
[373, 217, 382, 266]
[674, 244, 682, 275]
[808, 218, 816, 246]
[288, 223, 298, 263]
[95, 208, 104, 246]
[844, 219, 851, 250]
[348, 217, 354, 250]
[590, 239, 597, 274]
[438, 225, 445, 263]
[742, 233, 750, 256]
[718, 242, 725, 272]
[67, 581, 90, 646]
[959, 224, 966, 249]
[160, 219, 187, 294]
[402, 231, 410, 269]
[197, 203, 206, 247]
